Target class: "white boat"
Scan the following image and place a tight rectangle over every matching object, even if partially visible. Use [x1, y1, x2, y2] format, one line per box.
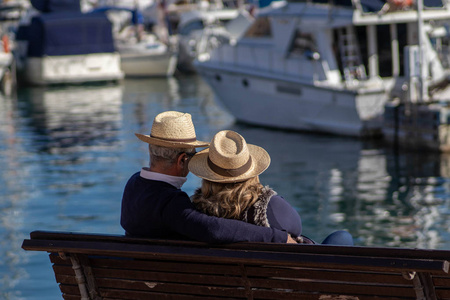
[88, 5, 178, 77]
[195, 0, 450, 137]
[117, 33, 178, 77]
[104, 6, 178, 77]
[14, 0, 124, 85]
[176, 0, 253, 73]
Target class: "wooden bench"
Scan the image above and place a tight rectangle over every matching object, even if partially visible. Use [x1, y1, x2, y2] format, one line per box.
[22, 230, 450, 300]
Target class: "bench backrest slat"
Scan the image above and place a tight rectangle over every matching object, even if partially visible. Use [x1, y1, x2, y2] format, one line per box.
[26, 230, 450, 260]
[22, 239, 449, 274]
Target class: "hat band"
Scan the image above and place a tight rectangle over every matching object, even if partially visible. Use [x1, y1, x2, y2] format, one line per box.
[150, 134, 197, 143]
[207, 156, 253, 177]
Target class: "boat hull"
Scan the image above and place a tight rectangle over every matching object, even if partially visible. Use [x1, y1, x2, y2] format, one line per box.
[23, 53, 124, 85]
[198, 66, 386, 137]
[120, 52, 178, 77]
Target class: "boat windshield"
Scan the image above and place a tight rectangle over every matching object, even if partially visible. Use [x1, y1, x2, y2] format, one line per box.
[288, 30, 317, 57]
[179, 20, 204, 35]
[243, 17, 271, 38]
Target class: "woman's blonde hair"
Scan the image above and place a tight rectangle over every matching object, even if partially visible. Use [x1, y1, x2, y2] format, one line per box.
[192, 176, 264, 219]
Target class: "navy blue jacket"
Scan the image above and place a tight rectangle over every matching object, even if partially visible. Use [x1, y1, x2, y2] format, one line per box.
[120, 172, 287, 243]
[264, 195, 302, 238]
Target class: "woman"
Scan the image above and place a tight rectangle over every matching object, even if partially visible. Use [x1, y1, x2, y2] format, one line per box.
[189, 130, 353, 245]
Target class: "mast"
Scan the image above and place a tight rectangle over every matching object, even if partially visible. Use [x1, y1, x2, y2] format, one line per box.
[417, 0, 427, 102]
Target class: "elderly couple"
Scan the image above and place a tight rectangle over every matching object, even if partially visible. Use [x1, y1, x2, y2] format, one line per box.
[120, 111, 353, 245]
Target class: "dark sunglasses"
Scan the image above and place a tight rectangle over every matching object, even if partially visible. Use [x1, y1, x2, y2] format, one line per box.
[179, 151, 196, 158]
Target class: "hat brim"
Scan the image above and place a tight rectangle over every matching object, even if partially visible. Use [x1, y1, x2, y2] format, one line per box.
[188, 144, 271, 183]
[135, 133, 209, 148]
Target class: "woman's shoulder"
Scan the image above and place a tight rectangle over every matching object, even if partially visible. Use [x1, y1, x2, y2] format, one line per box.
[262, 186, 302, 236]
[264, 187, 297, 214]
[262, 186, 288, 205]
[268, 194, 293, 209]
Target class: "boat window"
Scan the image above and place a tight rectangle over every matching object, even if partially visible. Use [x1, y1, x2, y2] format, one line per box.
[288, 30, 317, 56]
[243, 17, 271, 38]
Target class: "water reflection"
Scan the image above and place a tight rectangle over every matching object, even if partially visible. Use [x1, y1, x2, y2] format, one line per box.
[20, 84, 123, 153]
[121, 75, 234, 143]
[0, 94, 30, 300]
[384, 152, 450, 249]
[122, 77, 181, 129]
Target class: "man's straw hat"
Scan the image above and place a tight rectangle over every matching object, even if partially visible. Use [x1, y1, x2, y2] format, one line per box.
[135, 111, 209, 148]
[189, 130, 270, 183]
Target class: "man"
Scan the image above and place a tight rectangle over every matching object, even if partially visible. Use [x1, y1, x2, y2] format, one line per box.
[121, 111, 293, 243]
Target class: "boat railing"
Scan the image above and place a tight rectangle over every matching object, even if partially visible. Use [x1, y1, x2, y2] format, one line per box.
[351, 0, 363, 12]
[290, 0, 450, 12]
[350, 0, 450, 25]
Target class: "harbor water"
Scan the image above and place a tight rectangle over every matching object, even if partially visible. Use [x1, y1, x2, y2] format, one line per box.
[2, 75, 450, 299]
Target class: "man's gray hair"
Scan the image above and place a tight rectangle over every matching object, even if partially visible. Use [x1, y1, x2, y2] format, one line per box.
[149, 144, 195, 165]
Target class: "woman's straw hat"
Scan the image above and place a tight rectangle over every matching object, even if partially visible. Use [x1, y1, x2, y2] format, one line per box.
[135, 111, 209, 148]
[189, 130, 270, 183]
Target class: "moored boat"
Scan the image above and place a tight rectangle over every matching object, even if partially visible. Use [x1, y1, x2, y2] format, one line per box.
[117, 34, 178, 77]
[195, 0, 450, 137]
[176, 0, 253, 73]
[90, 5, 178, 77]
[14, 0, 124, 86]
